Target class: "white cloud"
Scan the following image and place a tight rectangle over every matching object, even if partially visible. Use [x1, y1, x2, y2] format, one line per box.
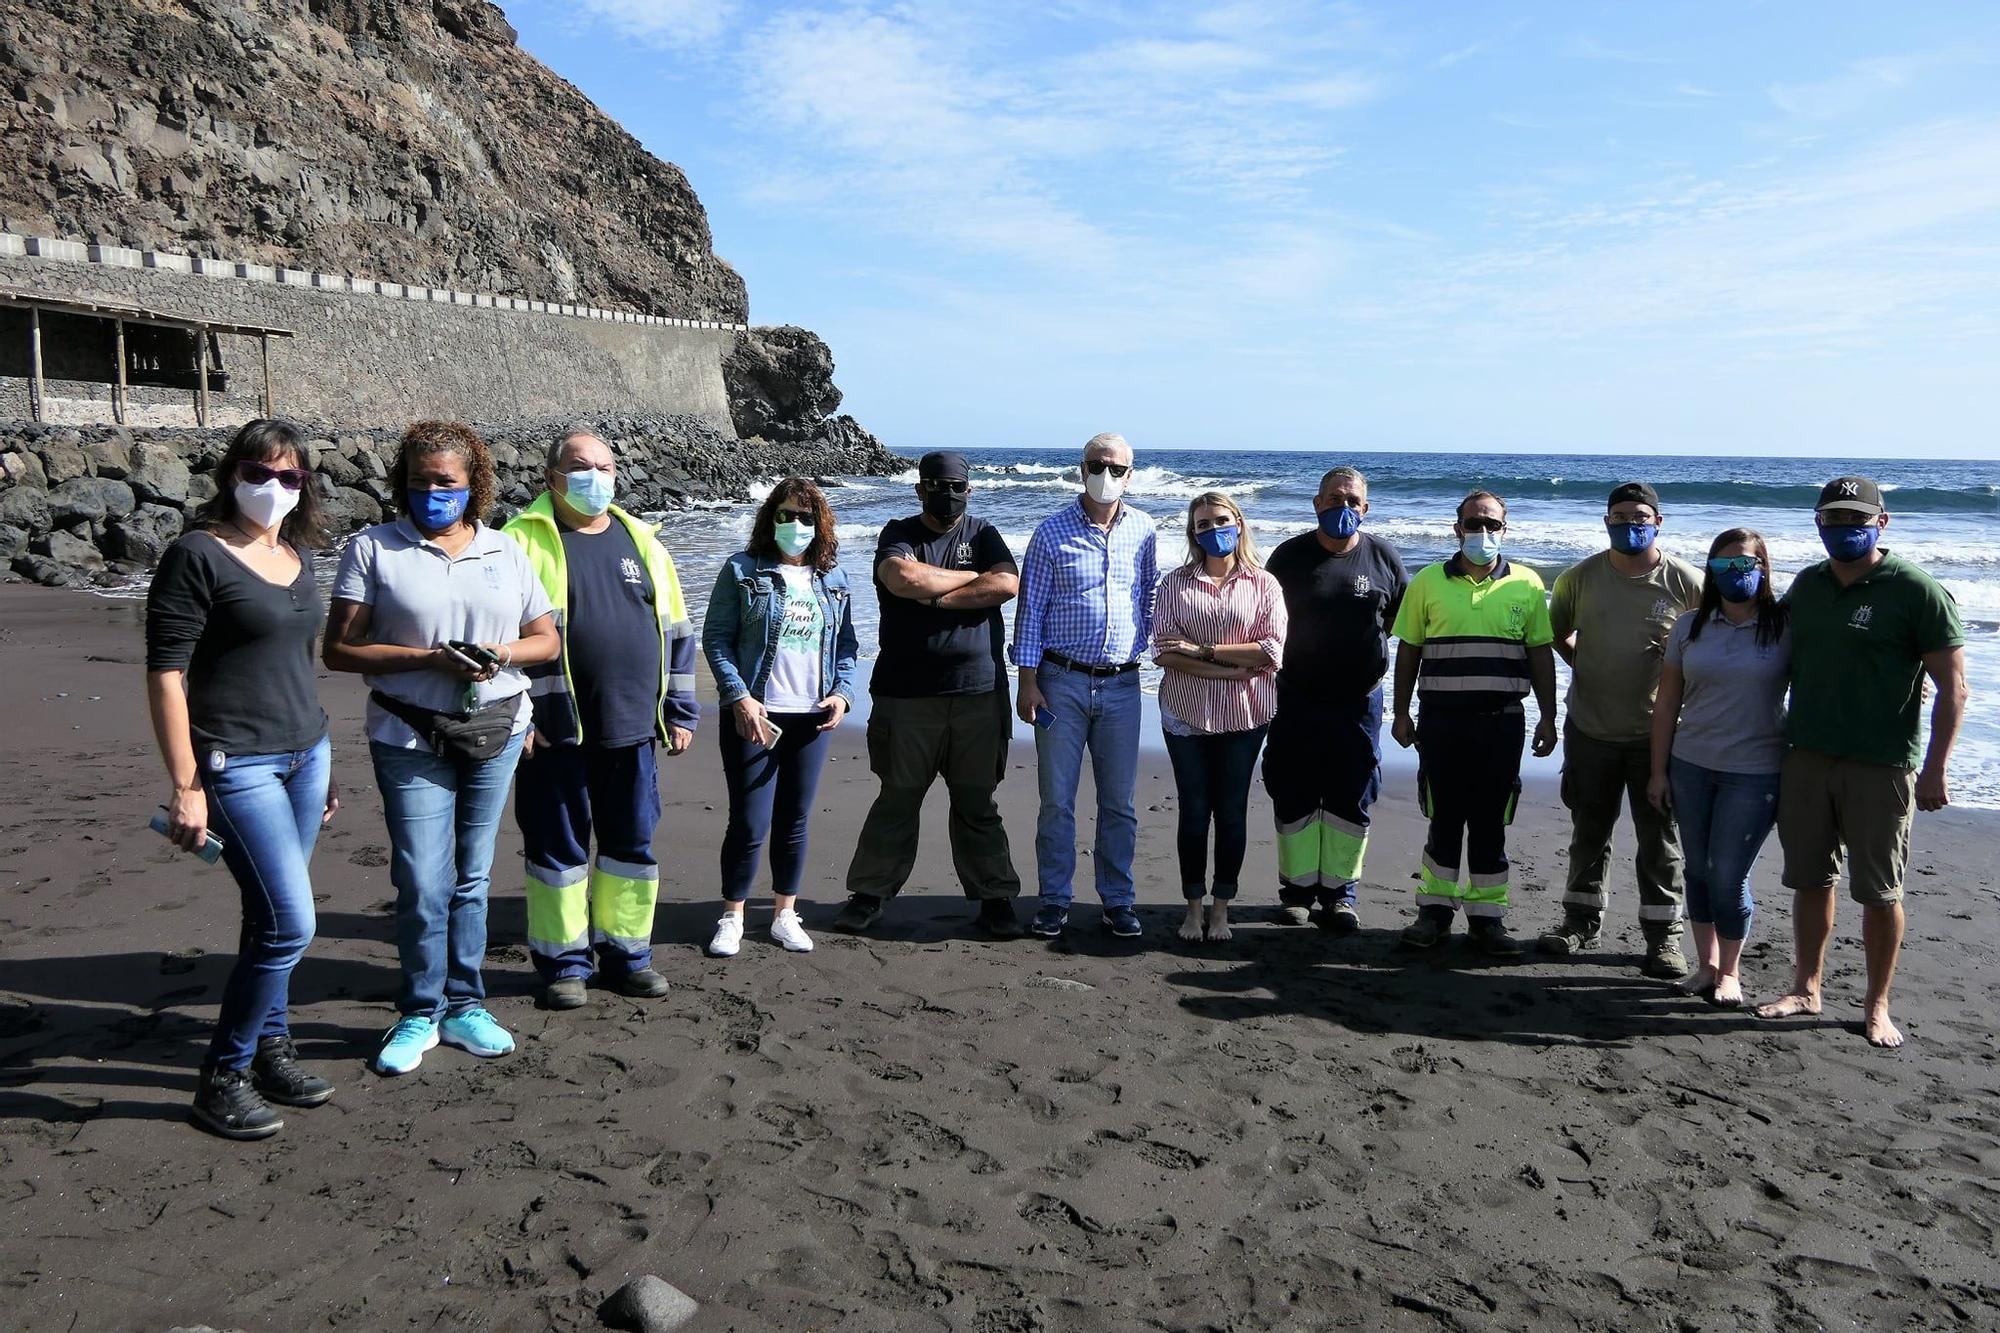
[572, 0, 738, 48]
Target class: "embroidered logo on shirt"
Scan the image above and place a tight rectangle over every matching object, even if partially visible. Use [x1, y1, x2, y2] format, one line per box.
[1353, 574, 1371, 596]
[955, 542, 973, 566]
[1651, 597, 1674, 619]
[482, 562, 501, 589]
[620, 557, 644, 586]
[1849, 604, 1874, 630]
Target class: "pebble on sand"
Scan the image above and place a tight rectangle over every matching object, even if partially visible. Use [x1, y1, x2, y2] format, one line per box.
[1021, 975, 1095, 992]
[599, 1275, 699, 1332]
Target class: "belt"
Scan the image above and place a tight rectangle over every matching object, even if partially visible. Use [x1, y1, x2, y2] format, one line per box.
[1041, 649, 1139, 677]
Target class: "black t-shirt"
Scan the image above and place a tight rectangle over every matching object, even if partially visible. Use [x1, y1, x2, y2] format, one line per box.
[145, 532, 330, 755]
[561, 522, 663, 746]
[871, 513, 1015, 697]
[1265, 530, 1409, 702]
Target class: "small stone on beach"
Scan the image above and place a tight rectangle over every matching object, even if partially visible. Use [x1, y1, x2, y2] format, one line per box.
[599, 1275, 698, 1332]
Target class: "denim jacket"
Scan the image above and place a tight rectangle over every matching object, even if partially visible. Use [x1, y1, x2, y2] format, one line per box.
[702, 550, 860, 707]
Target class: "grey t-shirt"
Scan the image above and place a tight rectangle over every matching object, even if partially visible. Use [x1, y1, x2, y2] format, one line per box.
[1664, 609, 1791, 774]
[331, 518, 555, 748]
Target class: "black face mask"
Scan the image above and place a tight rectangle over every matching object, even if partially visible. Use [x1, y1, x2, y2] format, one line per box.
[923, 489, 967, 523]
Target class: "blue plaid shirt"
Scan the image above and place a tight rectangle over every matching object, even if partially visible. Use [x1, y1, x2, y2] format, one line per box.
[1012, 498, 1159, 668]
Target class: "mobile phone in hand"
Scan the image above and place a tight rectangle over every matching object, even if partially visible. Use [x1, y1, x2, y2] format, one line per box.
[1034, 707, 1056, 729]
[447, 639, 500, 667]
[763, 720, 785, 750]
[150, 809, 225, 865]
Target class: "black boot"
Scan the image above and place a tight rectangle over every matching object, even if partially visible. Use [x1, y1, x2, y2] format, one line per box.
[1399, 905, 1454, 949]
[976, 897, 1025, 939]
[833, 894, 884, 934]
[251, 1035, 334, 1108]
[193, 1064, 285, 1140]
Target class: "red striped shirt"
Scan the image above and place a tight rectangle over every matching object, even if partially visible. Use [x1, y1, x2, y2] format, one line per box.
[1153, 563, 1287, 734]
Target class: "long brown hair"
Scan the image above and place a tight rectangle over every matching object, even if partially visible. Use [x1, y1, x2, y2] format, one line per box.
[747, 476, 839, 573]
[390, 420, 496, 525]
[1689, 527, 1787, 648]
[195, 418, 329, 548]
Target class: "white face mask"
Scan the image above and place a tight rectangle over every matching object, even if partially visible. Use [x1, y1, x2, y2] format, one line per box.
[1084, 465, 1128, 504]
[234, 478, 300, 532]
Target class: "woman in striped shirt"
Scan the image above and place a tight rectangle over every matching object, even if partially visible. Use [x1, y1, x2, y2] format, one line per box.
[1154, 491, 1288, 942]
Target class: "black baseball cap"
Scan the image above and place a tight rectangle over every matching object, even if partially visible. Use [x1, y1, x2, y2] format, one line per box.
[1816, 475, 1884, 516]
[1607, 481, 1660, 511]
[918, 451, 970, 482]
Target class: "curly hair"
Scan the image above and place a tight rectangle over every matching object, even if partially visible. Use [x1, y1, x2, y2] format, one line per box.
[747, 476, 839, 573]
[195, 418, 329, 548]
[390, 420, 495, 526]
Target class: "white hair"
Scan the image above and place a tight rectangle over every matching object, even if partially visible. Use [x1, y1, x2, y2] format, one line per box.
[1082, 432, 1131, 459]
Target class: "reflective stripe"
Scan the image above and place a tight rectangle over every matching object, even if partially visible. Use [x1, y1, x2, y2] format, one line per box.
[1461, 899, 1506, 918]
[1468, 867, 1509, 889]
[1422, 849, 1459, 886]
[1419, 861, 1462, 902]
[1561, 890, 1605, 908]
[591, 928, 652, 956]
[1276, 819, 1322, 886]
[1415, 892, 1459, 910]
[1321, 811, 1367, 840]
[662, 617, 693, 638]
[526, 874, 590, 961]
[596, 855, 658, 882]
[667, 673, 698, 692]
[1320, 821, 1367, 882]
[1421, 640, 1528, 661]
[1420, 675, 1531, 694]
[590, 865, 658, 940]
[528, 931, 590, 959]
[526, 860, 588, 888]
[1463, 877, 1509, 909]
[1275, 813, 1318, 838]
[1638, 903, 1684, 922]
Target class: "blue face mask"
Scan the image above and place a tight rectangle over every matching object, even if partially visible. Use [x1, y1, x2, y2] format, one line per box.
[409, 486, 470, 532]
[1608, 522, 1658, 555]
[1319, 505, 1362, 540]
[1712, 565, 1762, 603]
[1461, 531, 1502, 566]
[562, 468, 614, 517]
[1820, 522, 1880, 563]
[1195, 525, 1239, 558]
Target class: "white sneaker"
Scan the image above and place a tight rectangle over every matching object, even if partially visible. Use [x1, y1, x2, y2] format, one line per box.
[708, 913, 745, 958]
[771, 908, 814, 953]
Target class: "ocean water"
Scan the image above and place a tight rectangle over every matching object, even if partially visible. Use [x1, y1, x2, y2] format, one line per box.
[661, 448, 2000, 809]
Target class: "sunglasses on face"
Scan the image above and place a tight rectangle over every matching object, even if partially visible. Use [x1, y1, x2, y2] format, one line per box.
[1461, 516, 1505, 533]
[1085, 460, 1132, 478]
[774, 508, 814, 525]
[239, 460, 309, 490]
[921, 479, 970, 494]
[1708, 555, 1759, 575]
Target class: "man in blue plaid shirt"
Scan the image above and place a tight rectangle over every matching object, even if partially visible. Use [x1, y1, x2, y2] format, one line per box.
[1013, 432, 1159, 938]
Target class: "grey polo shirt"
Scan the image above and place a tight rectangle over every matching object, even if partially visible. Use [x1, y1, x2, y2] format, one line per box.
[331, 518, 554, 748]
[1664, 609, 1791, 774]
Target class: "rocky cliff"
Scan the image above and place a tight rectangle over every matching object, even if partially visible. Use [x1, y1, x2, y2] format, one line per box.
[0, 0, 746, 320]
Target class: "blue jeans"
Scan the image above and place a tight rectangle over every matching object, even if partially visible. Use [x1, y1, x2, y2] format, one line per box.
[200, 737, 331, 1069]
[1669, 756, 1779, 941]
[718, 711, 832, 902]
[1163, 725, 1268, 899]
[372, 732, 525, 1020]
[1034, 663, 1141, 908]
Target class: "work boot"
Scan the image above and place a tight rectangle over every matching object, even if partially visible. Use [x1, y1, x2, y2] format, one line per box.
[251, 1035, 333, 1107]
[192, 1064, 284, 1140]
[833, 893, 884, 934]
[1537, 914, 1602, 956]
[1642, 932, 1691, 980]
[614, 967, 671, 998]
[1399, 905, 1454, 949]
[1468, 918, 1524, 959]
[543, 977, 588, 1010]
[1319, 903, 1360, 936]
[1275, 903, 1313, 926]
[976, 898, 1025, 939]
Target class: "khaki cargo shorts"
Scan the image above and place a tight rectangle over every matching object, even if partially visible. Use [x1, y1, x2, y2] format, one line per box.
[1777, 748, 1916, 905]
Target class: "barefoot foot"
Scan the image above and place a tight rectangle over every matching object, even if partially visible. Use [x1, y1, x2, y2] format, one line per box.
[1178, 906, 1206, 943]
[1755, 990, 1821, 1020]
[1864, 1005, 1904, 1048]
[1205, 902, 1232, 942]
[1711, 974, 1744, 1007]
[1675, 965, 1718, 996]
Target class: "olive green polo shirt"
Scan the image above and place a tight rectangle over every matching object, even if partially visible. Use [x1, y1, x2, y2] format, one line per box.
[1785, 551, 1964, 769]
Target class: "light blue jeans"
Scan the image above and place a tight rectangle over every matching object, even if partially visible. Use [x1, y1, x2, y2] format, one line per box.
[1033, 662, 1141, 909]
[372, 731, 525, 1020]
[1669, 756, 1779, 941]
[201, 736, 331, 1069]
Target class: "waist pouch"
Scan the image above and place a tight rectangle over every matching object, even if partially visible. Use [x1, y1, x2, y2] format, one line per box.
[372, 690, 520, 763]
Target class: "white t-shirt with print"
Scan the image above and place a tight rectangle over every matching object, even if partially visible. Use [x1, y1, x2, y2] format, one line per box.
[762, 565, 824, 712]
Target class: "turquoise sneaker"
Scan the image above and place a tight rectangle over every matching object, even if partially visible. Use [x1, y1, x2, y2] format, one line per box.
[439, 1007, 514, 1058]
[374, 1016, 438, 1075]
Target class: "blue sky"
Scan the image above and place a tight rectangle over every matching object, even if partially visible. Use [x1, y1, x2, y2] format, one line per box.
[502, 2, 2000, 460]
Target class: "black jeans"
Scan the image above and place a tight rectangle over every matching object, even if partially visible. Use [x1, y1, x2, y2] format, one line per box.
[1163, 725, 1270, 899]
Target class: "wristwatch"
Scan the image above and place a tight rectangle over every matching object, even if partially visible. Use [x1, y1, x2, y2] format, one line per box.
[1201, 643, 1216, 662]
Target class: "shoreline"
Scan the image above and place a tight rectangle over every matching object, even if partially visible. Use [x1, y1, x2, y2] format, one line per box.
[3, 582, 1996, 1330]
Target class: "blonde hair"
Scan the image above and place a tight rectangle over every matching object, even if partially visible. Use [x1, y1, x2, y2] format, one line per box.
[1182, 491, 1261, 570]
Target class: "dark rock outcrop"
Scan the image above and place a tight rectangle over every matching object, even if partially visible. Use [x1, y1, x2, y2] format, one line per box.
[723, 325, 883, 454]
[0, 0, 746, 321]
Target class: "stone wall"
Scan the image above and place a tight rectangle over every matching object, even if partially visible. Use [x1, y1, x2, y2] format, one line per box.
[0, 234, 744, 428]
[1, 416, 906, 589]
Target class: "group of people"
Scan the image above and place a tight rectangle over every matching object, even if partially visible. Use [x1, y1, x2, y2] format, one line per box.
[143, 421, 1967, 1142]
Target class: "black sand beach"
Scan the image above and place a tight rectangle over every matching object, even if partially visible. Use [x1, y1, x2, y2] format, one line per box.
[2, 584, 1996, 1330]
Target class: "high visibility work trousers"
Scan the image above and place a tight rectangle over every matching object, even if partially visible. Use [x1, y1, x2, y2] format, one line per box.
[517, 740, 662, 982]
[1264, 687, 1383, 908]
[1414, 706, 1522, 919]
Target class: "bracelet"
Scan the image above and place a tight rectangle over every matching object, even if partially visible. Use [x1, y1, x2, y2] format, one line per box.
[499, 643, 513, 668]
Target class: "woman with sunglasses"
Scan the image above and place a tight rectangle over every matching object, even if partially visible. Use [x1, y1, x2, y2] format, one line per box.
[146, 419, 337, 1139]
[324, 421, 560, 1076]
[701, 478, 858, 957]
[1647, 530, 1791, 1006]
[1154, 491, 1287, 942]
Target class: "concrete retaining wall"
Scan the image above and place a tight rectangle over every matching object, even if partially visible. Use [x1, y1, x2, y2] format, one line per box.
[0, 232, 745, 428]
